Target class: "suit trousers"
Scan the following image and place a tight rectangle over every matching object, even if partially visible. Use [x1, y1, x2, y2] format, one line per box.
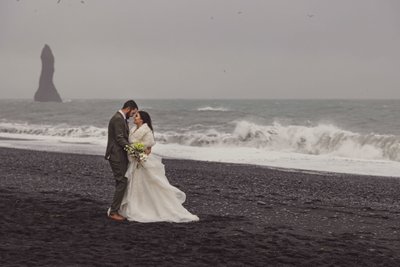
[109, 159, 128, 214]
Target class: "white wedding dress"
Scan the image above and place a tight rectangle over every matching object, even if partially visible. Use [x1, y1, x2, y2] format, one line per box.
[119, 123, 199, 223]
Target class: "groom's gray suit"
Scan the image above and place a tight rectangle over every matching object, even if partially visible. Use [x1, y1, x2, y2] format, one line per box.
[105, 111, 130, 214]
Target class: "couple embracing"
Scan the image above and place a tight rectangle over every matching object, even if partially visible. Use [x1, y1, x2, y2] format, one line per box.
[105, 100, 199, 223]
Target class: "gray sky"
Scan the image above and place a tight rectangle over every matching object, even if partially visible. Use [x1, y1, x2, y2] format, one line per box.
[1, 0, 400, 99]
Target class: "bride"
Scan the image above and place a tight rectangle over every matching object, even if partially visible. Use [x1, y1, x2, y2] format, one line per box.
[118, 111, 199, 223]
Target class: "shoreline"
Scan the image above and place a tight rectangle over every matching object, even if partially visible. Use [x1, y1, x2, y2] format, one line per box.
[1, 141, 400, 179]
[1, 147, 400, 266]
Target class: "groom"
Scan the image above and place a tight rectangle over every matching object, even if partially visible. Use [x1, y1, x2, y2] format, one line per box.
[105, 100, 138, 221]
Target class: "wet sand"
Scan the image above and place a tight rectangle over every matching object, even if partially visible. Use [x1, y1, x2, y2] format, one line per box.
[1, 147, 399, 266]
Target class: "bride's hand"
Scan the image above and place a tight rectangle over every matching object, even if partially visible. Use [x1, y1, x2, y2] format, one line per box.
[145, 147, 152, 155]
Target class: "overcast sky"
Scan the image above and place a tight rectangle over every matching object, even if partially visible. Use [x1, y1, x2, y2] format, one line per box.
[1, 0, 399, 99]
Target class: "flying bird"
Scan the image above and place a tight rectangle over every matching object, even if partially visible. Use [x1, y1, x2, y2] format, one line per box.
[307, 14, 315, 18]
[57, 0, 84, 4]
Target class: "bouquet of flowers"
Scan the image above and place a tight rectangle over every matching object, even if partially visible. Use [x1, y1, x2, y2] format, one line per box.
[124, 142, 148, 167]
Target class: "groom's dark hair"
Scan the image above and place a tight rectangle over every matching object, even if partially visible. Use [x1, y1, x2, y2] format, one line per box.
[122, 100, 138, 110]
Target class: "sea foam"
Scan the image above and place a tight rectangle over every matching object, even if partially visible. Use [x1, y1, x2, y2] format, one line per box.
[1, 120, 399, 162]
[156, 120, 400, 162]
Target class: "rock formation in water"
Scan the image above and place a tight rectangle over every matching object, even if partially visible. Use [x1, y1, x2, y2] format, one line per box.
[34, 44, 62, 102]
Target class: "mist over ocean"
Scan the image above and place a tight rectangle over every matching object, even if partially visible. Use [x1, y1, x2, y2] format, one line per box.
[1, 99, 400, 177]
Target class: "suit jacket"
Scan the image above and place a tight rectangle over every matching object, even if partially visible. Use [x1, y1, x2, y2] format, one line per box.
[105, 112, 130, 162]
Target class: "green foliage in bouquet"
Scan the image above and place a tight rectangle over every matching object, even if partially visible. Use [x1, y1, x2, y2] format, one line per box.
[124, 142, 148, 167]
[124, 142, 145, 155]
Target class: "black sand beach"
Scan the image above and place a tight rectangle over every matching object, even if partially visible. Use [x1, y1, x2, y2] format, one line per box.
[1, 147, 400, 266]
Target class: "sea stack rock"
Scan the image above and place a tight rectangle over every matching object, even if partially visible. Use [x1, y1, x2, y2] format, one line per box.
[34, 44, 62, 102]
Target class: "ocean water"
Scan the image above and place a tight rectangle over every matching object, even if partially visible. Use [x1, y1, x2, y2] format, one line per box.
[1, 99, 400, 177]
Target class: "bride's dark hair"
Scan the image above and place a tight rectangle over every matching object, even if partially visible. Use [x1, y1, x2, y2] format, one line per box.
[139, 111, 153, 132]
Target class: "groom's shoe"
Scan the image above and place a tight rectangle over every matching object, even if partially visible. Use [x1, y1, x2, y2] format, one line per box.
[108, 212, 126, 222]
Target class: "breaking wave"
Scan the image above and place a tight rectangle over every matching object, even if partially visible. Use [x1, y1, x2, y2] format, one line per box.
[1, 120, 399, 162]
[197, 106, 229, 112]
[156, 121, 400, 162]
[0, 122, 107, 138]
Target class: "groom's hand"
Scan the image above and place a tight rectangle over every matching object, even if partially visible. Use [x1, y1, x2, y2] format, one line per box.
[145, 147, 152, 155]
